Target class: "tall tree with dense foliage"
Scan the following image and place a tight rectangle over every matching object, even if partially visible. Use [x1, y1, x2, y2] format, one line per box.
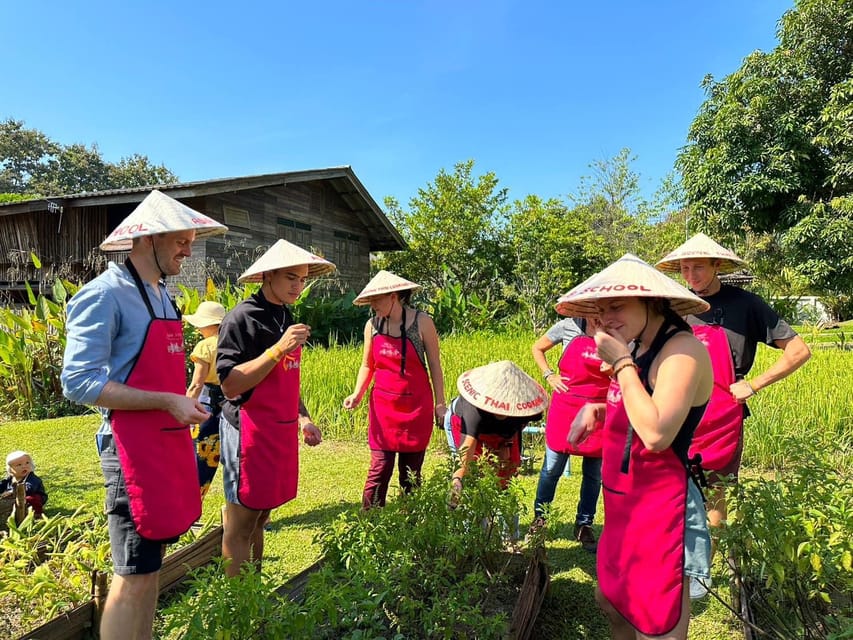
[677, 0, 853, 301]
[570, 148, 649, 261]
[507, 195, 608, 330]
[0, 117, 177, 196]
[378, 159, 511, 299]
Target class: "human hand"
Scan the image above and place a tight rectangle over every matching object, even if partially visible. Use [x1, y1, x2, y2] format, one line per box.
[447, 476, 463, 509]
[594, 330, 632, 367]
[167, 394, 210, 425]
[277, 323, 311, 354]
[302, 422, 322, 446]
[343, 394, 361, 410]
[434, 403, 447, 427]
[568, 404, 601, 446]
[546, 373, 569, 393]
[729, 380, 756, 404]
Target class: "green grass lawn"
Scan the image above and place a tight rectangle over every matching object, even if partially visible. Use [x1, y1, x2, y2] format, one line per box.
[1, 415, 745, 639]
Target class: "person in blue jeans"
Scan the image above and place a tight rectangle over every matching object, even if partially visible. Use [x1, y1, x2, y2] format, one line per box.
[531, 316, 609, 552]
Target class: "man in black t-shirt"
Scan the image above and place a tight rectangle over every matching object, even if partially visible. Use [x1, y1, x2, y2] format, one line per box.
[656, 233, 811, 598]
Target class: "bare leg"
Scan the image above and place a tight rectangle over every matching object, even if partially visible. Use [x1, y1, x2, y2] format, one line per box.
[705, 484, 727, 562]
[100, 572, 160, 640]
[222, 501, 269, 577]
[596, 580, 691, 640]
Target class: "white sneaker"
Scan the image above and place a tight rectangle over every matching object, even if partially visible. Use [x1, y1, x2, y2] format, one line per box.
[689, 576, 710, 600]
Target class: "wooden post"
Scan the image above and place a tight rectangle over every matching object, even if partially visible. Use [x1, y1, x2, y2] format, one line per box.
[92, 569, 108, 636]
[14, 482, 27, 524]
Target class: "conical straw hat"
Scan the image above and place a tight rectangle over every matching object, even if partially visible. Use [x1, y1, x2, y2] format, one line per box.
[655, 233, 746, 274]
[555, 253, 710, 317]
[353, 270, 421, 305]
[99, 190, 228, 251]
[183, 301, 227, 328]
[457, 360, 548, 418]
[237, 239, 336, 282]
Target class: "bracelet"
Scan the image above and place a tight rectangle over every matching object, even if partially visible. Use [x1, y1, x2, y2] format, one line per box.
[612, 361, 639, 379]
[745, 380, 758, 395]
[264, 347, 282, 363]
[611, 354, 633, 369]
[543, 369, 555, 380]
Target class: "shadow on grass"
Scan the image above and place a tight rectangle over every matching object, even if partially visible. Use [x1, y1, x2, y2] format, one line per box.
[533, 565, 609, 638]
[268, 501, 356, 530]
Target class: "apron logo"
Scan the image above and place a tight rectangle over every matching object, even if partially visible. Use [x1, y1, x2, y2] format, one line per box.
[581, 348, 601, 362]
[379, 344, 401, 359]
[167, 341, 183, 355]
[281, 354, 300, 370]
[607, 387, 622, 404]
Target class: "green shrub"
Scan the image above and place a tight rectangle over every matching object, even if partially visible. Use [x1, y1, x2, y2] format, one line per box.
[0, 507, 111, 638]
[0, 276, 88, 420]
[719, 443, 853, 639]
[158, 460, 526, 639]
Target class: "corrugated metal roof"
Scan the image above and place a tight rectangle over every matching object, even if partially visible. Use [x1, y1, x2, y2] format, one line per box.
[0, 166, 405, 250]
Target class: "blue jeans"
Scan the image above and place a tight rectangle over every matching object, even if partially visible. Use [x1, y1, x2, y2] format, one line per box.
[534, 445, 602, 527]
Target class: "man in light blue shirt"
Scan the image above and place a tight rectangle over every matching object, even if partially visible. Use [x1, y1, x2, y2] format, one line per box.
[61, 190, 226, 640]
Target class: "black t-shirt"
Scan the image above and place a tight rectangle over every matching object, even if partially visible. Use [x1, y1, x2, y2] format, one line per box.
[217, 290, 295, 426]
[452, 396, 543, 441]
[688, 284, 796, 378]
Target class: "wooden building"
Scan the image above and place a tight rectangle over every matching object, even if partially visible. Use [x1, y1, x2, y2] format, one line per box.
[0, 167, 405, 299]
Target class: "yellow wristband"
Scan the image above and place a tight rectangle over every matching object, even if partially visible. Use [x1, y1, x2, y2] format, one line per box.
[265, 348, 282, 363]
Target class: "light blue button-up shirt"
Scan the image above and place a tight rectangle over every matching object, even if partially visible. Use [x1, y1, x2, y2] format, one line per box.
[61, 261, 180, 429]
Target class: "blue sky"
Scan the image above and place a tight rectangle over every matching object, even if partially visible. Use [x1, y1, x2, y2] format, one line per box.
[2, 0, 792, 209]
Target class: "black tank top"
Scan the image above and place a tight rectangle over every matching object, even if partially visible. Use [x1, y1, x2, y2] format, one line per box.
[634, 318, 708, 465]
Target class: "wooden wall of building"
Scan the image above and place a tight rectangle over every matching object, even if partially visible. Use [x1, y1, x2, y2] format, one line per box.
[1, 183, 383, 298]
[202, 181, 372, 292]
[0, 206, 110, 293]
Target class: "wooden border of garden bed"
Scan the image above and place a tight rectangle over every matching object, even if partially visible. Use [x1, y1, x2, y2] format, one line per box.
[17, 526, 223, 640]
[273, 545, 551, 640]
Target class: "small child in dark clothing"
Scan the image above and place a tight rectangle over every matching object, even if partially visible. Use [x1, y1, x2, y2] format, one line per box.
[1, 450, 48, 517]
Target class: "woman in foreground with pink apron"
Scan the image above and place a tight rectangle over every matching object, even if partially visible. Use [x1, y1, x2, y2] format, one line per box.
[343, 270, 446, 509]
[217, 240, 335, 577]
[560, 254, 713, 640]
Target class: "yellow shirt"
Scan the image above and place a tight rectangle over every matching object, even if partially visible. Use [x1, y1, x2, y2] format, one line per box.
[190, 335, 220, 385]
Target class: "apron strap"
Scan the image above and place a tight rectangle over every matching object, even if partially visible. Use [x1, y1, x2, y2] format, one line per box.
[124, 258, 180, 319]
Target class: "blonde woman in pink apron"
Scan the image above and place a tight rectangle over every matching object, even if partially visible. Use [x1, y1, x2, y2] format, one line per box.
[217, 240, 334, 577]
[559, 254, 713, 640]
[62, 191, 227, 640]
[343, 271, 446, 509]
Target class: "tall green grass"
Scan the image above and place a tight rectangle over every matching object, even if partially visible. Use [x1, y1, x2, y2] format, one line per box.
[305, 331, 852, 470]
[302, 330, 542, 442]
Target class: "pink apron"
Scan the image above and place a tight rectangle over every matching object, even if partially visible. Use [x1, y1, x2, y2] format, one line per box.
[545, 335, 609, 456]
[237, 347, 302, 510]
[110, 264, 201, 541]
[689, 324, 744, 472]
[368, 332, 432, 452]
[449, 414, 521, 489]
[597, 382, 689, 636]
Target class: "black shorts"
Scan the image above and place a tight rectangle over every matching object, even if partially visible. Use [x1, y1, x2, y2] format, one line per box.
[100, 441, 174, 575]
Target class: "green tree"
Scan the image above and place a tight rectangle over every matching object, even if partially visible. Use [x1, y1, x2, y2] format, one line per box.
[570, 148, 650, 260]
[0, 118, 57, 193]
[507, 195, 608, 330]
[108, 153, 177, 188]
[32, 143, 110, 195]
[677, 0, 853, 296]
[377, 159, 511, 298]
[0, 117, 178, 196]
